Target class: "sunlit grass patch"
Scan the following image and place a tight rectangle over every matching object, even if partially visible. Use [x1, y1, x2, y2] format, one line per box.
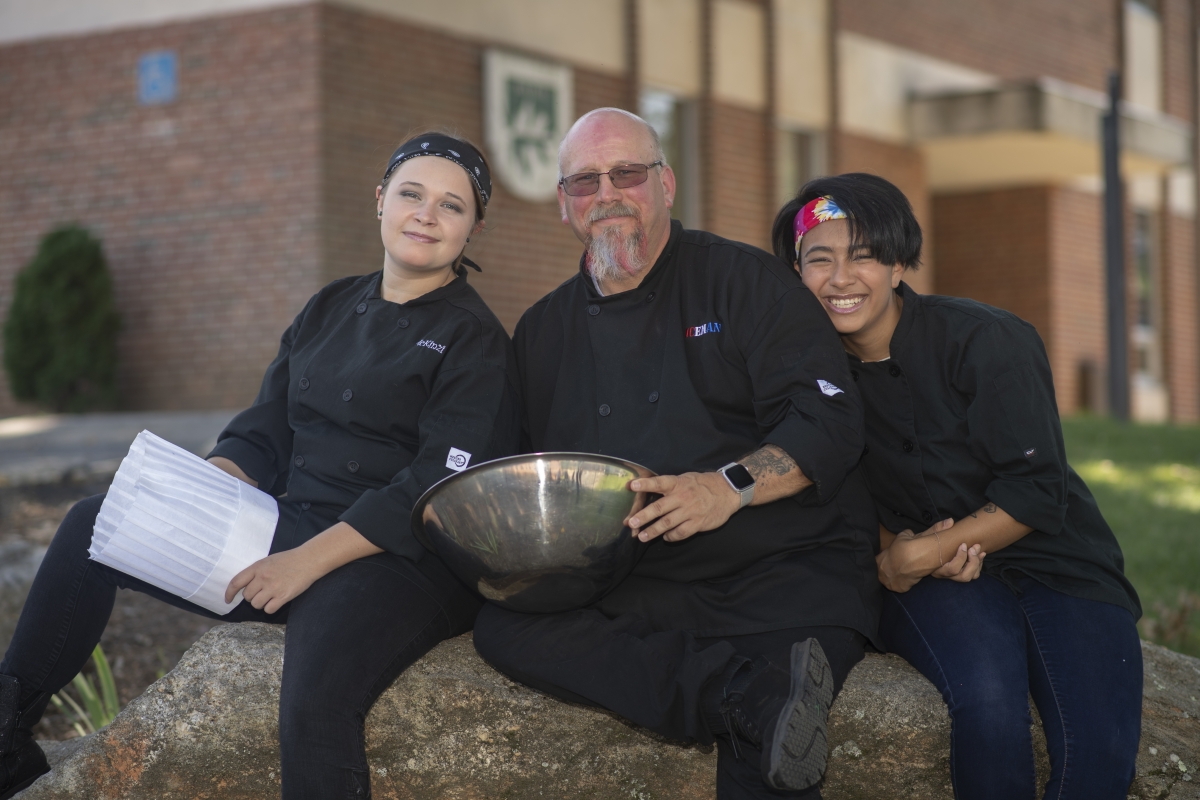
[1063, 416, 1200, 657]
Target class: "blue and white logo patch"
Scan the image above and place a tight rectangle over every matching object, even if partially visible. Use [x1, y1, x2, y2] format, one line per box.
[817, 379, 844, 397]
[446, 447, 472, 472]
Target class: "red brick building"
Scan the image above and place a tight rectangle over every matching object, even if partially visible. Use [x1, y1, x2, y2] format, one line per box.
[0, 0, 1195, 422]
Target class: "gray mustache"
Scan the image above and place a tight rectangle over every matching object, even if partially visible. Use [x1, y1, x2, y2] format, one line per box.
[587, 203, 640, 225]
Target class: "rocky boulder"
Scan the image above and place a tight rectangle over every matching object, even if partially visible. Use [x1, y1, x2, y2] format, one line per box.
[21, 624, 1200, 799]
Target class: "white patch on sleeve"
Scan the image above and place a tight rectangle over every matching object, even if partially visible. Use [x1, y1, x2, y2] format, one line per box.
[446, 447, 472, 472]
[817, 379, 844, 397]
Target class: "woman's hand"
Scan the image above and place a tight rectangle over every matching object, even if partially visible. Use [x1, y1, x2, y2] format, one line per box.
[931, 542, 986, 582]
[225, 548, 321, 614]
[224, 521, 383, 613]
[876, 518, 956, 592]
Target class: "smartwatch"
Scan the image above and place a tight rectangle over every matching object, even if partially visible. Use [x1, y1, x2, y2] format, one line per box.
[718, 462, 756, 509]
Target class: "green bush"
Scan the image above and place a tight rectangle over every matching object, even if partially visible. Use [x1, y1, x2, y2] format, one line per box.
[3, 225, 121, 412]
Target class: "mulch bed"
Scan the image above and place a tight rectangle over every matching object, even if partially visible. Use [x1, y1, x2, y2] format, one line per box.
[1, 484, 225, 741]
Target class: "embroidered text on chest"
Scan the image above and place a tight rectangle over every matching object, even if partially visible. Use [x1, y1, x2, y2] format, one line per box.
[685, 322, 723, 338]
[417, 339, 447, 353]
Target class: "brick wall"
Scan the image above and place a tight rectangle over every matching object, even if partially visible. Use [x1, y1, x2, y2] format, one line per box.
[707, 101, 772, 249]
[1161, 0, 1194, 121]
[318, 4, 630, 334]
[839, 0, 1117, 92]
[836, 132, 934, 294]
[1163, 209, 1200, 421]
[0, 6, 324, 416]
[1048, 187, 1106, 417]
[931, 186, 1052, 341]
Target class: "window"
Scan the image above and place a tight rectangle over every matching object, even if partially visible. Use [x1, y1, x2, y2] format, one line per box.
[640, 89, 702, 228]
[775, 127, 826, 208]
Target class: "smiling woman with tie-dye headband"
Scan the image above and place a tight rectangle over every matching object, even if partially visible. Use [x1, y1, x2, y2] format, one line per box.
[771, 173, 1143, 800]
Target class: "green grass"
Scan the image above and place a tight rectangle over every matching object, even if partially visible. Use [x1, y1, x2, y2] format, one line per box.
[1062, 416, 1200, 656]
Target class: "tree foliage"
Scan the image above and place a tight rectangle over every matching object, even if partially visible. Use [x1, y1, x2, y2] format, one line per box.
[3, 225, 121, 412]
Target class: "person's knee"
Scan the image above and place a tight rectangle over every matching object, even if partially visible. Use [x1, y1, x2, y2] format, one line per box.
[472, 602, 523, 667]
[945, 672, 1031, 740]
[56, 495, 105, 546]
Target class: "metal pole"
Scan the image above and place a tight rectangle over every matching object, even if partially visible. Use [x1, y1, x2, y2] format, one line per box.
[1103, 71, 1129, 421]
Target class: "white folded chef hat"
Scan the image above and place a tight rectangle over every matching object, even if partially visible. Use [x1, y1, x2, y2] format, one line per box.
[90, 430, 278, 615]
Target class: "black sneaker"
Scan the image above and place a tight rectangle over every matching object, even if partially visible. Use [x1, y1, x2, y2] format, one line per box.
[760, 639, 833, 791]
[710, 638, 834, 791]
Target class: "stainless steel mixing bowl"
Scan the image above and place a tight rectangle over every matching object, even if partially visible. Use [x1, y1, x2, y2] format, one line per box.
[411, 452, 656, 613]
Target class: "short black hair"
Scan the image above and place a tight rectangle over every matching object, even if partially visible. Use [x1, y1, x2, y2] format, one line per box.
[770, 173, 922, 270]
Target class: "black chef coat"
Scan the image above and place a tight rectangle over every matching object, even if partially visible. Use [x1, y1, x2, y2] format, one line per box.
[853, 282, 1140, 618]
[208, 270, 522, 560]
[515, 220, 882, 641]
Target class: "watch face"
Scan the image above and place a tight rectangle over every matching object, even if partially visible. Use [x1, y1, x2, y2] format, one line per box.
[723, 464, 755, 491]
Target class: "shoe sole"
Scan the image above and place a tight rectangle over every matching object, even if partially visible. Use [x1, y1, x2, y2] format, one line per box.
[1, 767, 49, 800]
[763, 638, 833, 791]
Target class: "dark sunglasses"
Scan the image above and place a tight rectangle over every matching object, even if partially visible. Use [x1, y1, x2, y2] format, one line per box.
[559, 161, 664, 197]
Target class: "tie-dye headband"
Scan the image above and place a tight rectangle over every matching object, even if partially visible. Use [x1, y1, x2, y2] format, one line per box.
[794, 195, 848, 259]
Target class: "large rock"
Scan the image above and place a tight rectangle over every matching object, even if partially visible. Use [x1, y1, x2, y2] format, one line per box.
[21, 624, 1200, 799]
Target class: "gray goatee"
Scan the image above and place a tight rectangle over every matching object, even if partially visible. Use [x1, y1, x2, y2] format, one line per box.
[586, 203, 648, 287]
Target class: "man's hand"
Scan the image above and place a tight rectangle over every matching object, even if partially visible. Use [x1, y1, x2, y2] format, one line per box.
[225, 548, 322, 614]
[626, 472, 741, 543]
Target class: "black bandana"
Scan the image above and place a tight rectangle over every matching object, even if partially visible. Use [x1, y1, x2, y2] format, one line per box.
[382, 134, 492, 208]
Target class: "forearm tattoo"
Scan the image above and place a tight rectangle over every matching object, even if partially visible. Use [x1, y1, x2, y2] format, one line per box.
[968, 503, 997, 520]
[741, 445, 799, 480]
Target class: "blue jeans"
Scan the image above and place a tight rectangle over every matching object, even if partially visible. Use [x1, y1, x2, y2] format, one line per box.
[1, 495, 481, 799]
[880, 574, 1141, 800]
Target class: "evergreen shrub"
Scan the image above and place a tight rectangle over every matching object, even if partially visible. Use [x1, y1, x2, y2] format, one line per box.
[3, 224, 121, 412]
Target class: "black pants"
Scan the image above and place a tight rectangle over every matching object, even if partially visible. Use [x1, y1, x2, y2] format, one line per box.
[1, 495, 481, 800]
[473, 603, 866, 800]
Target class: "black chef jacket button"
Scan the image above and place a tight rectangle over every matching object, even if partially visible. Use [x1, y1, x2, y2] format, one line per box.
[294, 455, 305, 467]
[299, 378, 310, 390]
[851, 370, 859, 381]
[397, 318, 410, 329]
[347, 461, 360, 473]
[342, 389, 353, 401]
[598, 404, 611, 417]
[648, 391, 659, 403]
[300, 502, 310, 510]
[646, 292, 655, 302]
[922, 510, 933, 523]
[863, 444, 870, 455]
[889, 364, 902, 377]
[356, 302, 368, 315]
[588, 304, 600, 316]
[902, 439, 914, 452]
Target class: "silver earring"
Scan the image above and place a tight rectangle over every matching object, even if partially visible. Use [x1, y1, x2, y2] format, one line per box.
[377, 210, 382, 218]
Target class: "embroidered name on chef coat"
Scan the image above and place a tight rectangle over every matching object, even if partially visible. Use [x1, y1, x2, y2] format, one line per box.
[685, 322, 722, 338]
[417, 339, 447, 353]
[817, 379, 844, 397]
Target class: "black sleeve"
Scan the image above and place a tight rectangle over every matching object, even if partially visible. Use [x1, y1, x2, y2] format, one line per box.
[960, 319, 1070, 534]
[338, 339, 522, 555]
[745, 286, 865, 504]
[206, 298, 314, 496]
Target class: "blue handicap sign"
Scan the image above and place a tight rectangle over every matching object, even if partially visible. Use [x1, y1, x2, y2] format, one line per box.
[138, 51, 177, 105]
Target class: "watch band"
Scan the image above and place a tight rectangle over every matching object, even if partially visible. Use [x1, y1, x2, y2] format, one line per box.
[719, 462, 755, 509]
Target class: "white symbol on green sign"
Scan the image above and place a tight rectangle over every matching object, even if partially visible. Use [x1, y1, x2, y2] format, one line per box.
[485, 50, 573, 203]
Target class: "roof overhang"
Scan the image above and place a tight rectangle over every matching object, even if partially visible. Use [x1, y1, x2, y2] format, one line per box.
[909, 78, 1192, 192]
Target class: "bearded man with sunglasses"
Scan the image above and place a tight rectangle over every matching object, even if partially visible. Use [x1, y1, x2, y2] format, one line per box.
[472, 108, 881, 799]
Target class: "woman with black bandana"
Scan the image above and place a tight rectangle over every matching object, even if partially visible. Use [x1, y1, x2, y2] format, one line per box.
[771, 174, 1143, 800]
[0, 132, 520, 799]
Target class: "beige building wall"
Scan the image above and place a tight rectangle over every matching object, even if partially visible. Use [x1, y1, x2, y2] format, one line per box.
[712, 0, 766, 109]
[774, 0, 828, 130]
[639, 0, 702, 96]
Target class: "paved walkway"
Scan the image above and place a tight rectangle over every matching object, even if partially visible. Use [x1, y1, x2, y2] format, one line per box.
[0, 410, 238, 487]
